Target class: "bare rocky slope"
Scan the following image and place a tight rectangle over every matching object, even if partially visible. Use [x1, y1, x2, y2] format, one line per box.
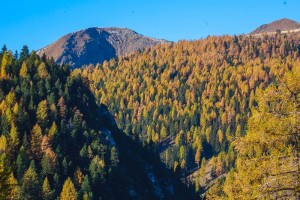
[37, 27, 167, 68]
[250, 18, 300, 35]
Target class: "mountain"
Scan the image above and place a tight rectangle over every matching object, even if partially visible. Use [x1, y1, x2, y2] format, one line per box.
[37, 27, 167, 68]
[250, 18, 300, 35]
[1, 19, 299, 200]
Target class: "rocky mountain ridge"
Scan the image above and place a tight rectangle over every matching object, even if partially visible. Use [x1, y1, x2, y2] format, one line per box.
[250, 18, 300, 35]
[37, 27, 167, 68]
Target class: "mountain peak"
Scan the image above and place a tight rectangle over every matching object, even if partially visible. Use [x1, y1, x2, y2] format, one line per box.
[250, 18, 300, 35]
[37, 27, 168, 68]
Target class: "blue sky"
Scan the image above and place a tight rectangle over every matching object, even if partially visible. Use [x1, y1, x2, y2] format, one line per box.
[1, 0, 300, 52]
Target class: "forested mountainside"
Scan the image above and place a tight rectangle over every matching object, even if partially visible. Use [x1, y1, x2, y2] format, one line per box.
[0, 47, 195, 200]
[77, 32, 300, 198]
[37, 27, 167, 68]
[214, 67, 300, 199]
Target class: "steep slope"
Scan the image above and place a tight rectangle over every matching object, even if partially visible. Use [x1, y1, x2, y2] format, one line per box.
[250, 18, 300, 35]
[0, 49, 195, 199]
[79, 32, 300, 196]
[37, 27, 167, 68]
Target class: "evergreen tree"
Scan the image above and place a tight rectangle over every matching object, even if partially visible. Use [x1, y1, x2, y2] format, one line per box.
[38, 62, 49, 79]
[1, 51, 8, 77]
[9, 121, 20, 153]
[19, 45, 29, 62]
[1, 44, 7, 53]
[195, 144, 202, 168]
[48, 121, 58, 142]
[80, 175, 93, 200]
[42, 177, 53, 200]
[30, 124, 43, 160]
[89, 155, 105, 184]
[0, 154, 12, 199]
[160, 125, 167, 141]
[0, 135, 7, 154]
[36, 100, 48, 128]
[20, 164, 40, 199]
[14, 50, 18, 60]
[8, 173, 21, 199]
[19, 62, 28, 78]
[62, 157, 68, 176]
[16, 153, 25, 179]
[73, 167, 84, 188]
[41, 153, 52, 176]
[200, 158, 206, 185]
[60, 177, 77, 200]
[110, 146, 119, 168]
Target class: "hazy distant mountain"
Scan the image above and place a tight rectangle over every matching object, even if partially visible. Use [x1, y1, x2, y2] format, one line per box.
[250, 18, 300, 35]
[37, 27, 167, 68]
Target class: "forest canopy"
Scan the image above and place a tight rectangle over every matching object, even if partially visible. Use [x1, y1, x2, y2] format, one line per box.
[78, 33, 300, 197]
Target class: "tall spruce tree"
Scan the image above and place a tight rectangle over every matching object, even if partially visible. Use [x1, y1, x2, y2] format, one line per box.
[60, 177, 77, 200]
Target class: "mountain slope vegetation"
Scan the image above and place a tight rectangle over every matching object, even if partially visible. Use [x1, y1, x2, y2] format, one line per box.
[78, 32, 300, 197]
[208, 67, 300, 199]
[0, 46, 195, 200]
[1, 22, 300, 199]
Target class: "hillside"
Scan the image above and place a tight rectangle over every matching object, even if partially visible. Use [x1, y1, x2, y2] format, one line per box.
[79, 32, 300, 198]
[0, 48, 195, 199]
[1, 19, 300, 199]
[250, 18, 300, 35]
[37, 28, 167, 68]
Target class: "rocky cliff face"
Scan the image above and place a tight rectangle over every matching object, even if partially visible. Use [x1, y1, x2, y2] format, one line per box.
[37, 27, 167, 68]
